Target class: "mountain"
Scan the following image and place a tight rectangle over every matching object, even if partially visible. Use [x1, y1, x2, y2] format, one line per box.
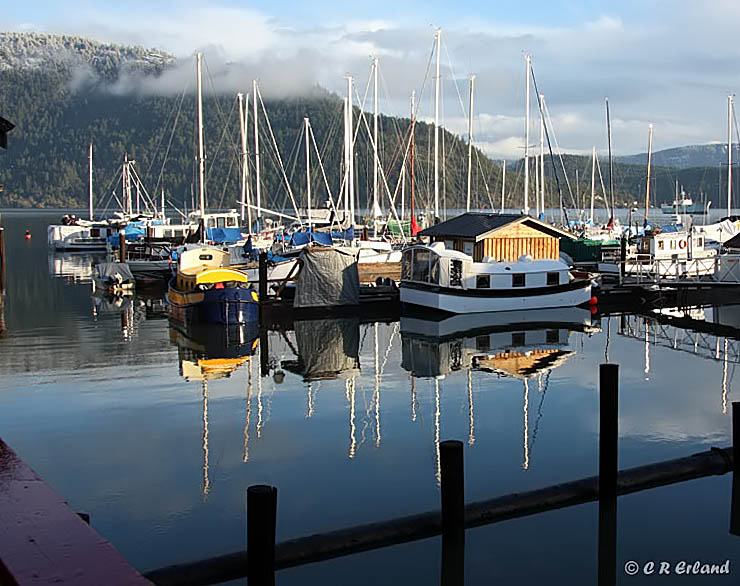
[616, 143, 733, 169]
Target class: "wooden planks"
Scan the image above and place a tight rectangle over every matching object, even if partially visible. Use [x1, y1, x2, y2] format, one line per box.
[0, 439, 152, 586]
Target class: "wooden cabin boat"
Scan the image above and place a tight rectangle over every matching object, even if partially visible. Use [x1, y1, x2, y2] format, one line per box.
[400, 214, 591, 314]
[167, 247, 258, 324]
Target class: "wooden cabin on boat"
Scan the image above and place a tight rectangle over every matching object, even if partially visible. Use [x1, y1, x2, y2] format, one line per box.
[418, 213, 575, 262]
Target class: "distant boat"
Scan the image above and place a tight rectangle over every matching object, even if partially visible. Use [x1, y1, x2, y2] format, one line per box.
[92, 262, 135, 295]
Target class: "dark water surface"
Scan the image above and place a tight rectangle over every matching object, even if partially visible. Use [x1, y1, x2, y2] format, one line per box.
[0, 210, 738, 584]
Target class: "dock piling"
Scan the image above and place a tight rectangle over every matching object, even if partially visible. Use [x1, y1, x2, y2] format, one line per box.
[599, 363, 619, 586]
[440, 440, 465, 586]
[731, 402, 740, 535]
[247, 484, 277, 586]
[119, 229, 127, 262]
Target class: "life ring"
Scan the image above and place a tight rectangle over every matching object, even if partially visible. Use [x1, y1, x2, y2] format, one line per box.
[679, 239, 687, 249]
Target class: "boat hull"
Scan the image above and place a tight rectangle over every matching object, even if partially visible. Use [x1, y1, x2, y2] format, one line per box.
[400, 280, 592, 314]
[167, 286, 259, 325]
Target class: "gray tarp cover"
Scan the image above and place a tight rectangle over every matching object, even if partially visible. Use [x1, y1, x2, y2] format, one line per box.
[294, 247, 359, 308]
[94, 262, 134, 282]
[292, 318, 360, 380]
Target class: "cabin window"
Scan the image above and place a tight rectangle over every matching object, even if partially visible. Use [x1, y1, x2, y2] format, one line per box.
[547, 271, 560, 286]
[412, 249, 430, 282]
[511, 332, 526, 346]
[696, 237, 703, 247]
[658, 241, 665, 250]
[217, 217, 226, 228]
[476, 275, 490, 289]
[227, 217, 237, 227]
[670, 240, 676, 250]
[444, 240, 454, 249]
[450, 260, 463, 287]
[402, 250, 412, 280]
[512, 274, 526, 287]
[207, 218, 216, 228]
[164, 229, 173, 238]
[430, 256, 440, 284]
[90, 228, 100, 237]
[476, 335, 490, 351]
[199, 254, 213, 261]
[463, 241, 474, 256]
[546, 330, 560, 344]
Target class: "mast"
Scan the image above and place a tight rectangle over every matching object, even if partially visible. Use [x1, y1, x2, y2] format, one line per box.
[524, 54, 531, 216]
[728, 94, 734, 216]
[196, 52, 205, 217]
[253, 80, 262, 229]
[372, 57, 379, 234]
[645, 123, 653, 225]
[539, 94, 545, 217]
[606, 98, 615, 219]
[305, 117, 312, 231]
[590, 146, 596, 223]
[238, 93, 251, 228]
[88, 141, 94, 220]
[410, 91, 416, 233]
[161, 189, 165, 220]
[433, 28, 441, 223]
[343, 97, 350, 223]
[466, 74, 475, 212]
[347, 76, 355, 230]
[501, 160, 506, 213]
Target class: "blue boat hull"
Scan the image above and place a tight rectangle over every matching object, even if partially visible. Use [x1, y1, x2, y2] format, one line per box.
[167, 285, 259, 325]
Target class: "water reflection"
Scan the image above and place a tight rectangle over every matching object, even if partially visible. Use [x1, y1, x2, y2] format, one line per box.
[401, 308, 600, 477]
[170, 321, 258, 496]
[48, 251, 104, 283]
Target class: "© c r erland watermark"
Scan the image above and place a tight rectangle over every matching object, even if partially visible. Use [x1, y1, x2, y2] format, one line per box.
[624, 560, 731, 576]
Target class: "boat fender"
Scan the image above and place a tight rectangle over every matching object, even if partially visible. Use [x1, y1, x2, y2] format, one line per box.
[251, 291, 259, 302]
[679, 239, 687, 249]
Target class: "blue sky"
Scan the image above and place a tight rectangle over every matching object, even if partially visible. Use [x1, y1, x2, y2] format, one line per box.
[6, 1, 739, 158]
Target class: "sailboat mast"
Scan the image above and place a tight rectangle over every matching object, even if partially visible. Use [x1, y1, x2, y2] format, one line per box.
[524, 54, 531, 216]
[590, 146, 596, 223]
[196, 52, 205, 217]
[347, 76, 355, 229]
[606, 98, 615, 218]
[433, 28, 441, 223]
[88, 141, 93, 220]
[305, 117, 312, 231]
[466, 74, 475, 212]
[253, 80, 262, 229]
[372, 57, 379, 235]
[728, 94, 734, 216]
[539, 94, 545, 217]
[343, 96, 350, 222]
[501, 160, 506, 213]
[645, 123, 653, 225]
[238, 93, 247, 225]
[410, 91, 416, 230]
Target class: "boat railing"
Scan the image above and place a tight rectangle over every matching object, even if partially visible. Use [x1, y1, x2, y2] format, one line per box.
[618, 256, 717, 284]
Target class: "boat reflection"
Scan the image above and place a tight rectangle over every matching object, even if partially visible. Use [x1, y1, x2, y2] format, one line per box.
[48, 251, 104, 283]
[401, 308, 599, 478]
[170, 321, 259, 496]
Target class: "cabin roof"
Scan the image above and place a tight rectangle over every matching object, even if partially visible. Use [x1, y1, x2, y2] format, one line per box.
[418, 213, 575, 241]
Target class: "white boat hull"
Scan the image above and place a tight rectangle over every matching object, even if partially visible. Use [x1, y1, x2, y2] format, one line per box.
[400, 281, 592, 314]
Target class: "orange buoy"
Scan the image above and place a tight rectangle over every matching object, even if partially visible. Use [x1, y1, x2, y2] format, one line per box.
[589, 296, 598, 305]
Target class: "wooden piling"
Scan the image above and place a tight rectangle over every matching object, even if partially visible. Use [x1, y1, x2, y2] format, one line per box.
[619, 237, 626, 284]
[119, 230, 127, 262]
[258, 252, 268, 308]
[598, 363, 618, 586]
[247, 484, 277, 586]
[440, 440, 465, 586]
[731, 402, 740, 535]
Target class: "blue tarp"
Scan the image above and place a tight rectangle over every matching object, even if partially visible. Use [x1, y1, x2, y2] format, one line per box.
[206, 227, 243, 243]
[106, 223, 146, 246]
[289, 231, 334, 247]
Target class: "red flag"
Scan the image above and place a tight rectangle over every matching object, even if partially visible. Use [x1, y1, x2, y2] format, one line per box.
[411, 215, 420, 236]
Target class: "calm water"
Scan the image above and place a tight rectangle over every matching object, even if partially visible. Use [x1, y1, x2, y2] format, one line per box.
[0, 210, 738, 584]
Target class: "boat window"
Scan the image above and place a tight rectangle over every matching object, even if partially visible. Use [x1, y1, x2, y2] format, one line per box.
[430, 255, 440, 284]
[658, 241, 665, 250]
[217, 217, 226, 228]
[450, 260, 463, 287]
[199, 254, 213, 261]
[164, 229, 173, 238]
[402, 249, 412, 280]
[546, 330, 560, 343]
[670, 240, 676, 250]
[412, 249, 430, 282]
[227, 217, 237, 227]
[547, 271, 560, 285]
[90, 228, 100, 237]
[476, 275, 490, 289]
[697, 237, 703, 247]
[476, 335, 490, 351]
[207, 218, 216, 228]
[512, 274, 526, 287]
[511, 332, 525, 346]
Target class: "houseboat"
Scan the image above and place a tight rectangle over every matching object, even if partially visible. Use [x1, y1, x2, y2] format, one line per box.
[626, 229, 717, 279]
[399, 214, 592, 314]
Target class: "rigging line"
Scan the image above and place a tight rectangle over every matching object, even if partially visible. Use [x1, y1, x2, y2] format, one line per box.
[530, 68, 571, 223]
[473, 149, 495, 210]
[256, 87, 302, 224]
[542, 100, 578, 212]
[204, 96, 238, 189]
[309, 124, 343, 230]
[529, 370, 550, 454]
[152, 82, 189, 202]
